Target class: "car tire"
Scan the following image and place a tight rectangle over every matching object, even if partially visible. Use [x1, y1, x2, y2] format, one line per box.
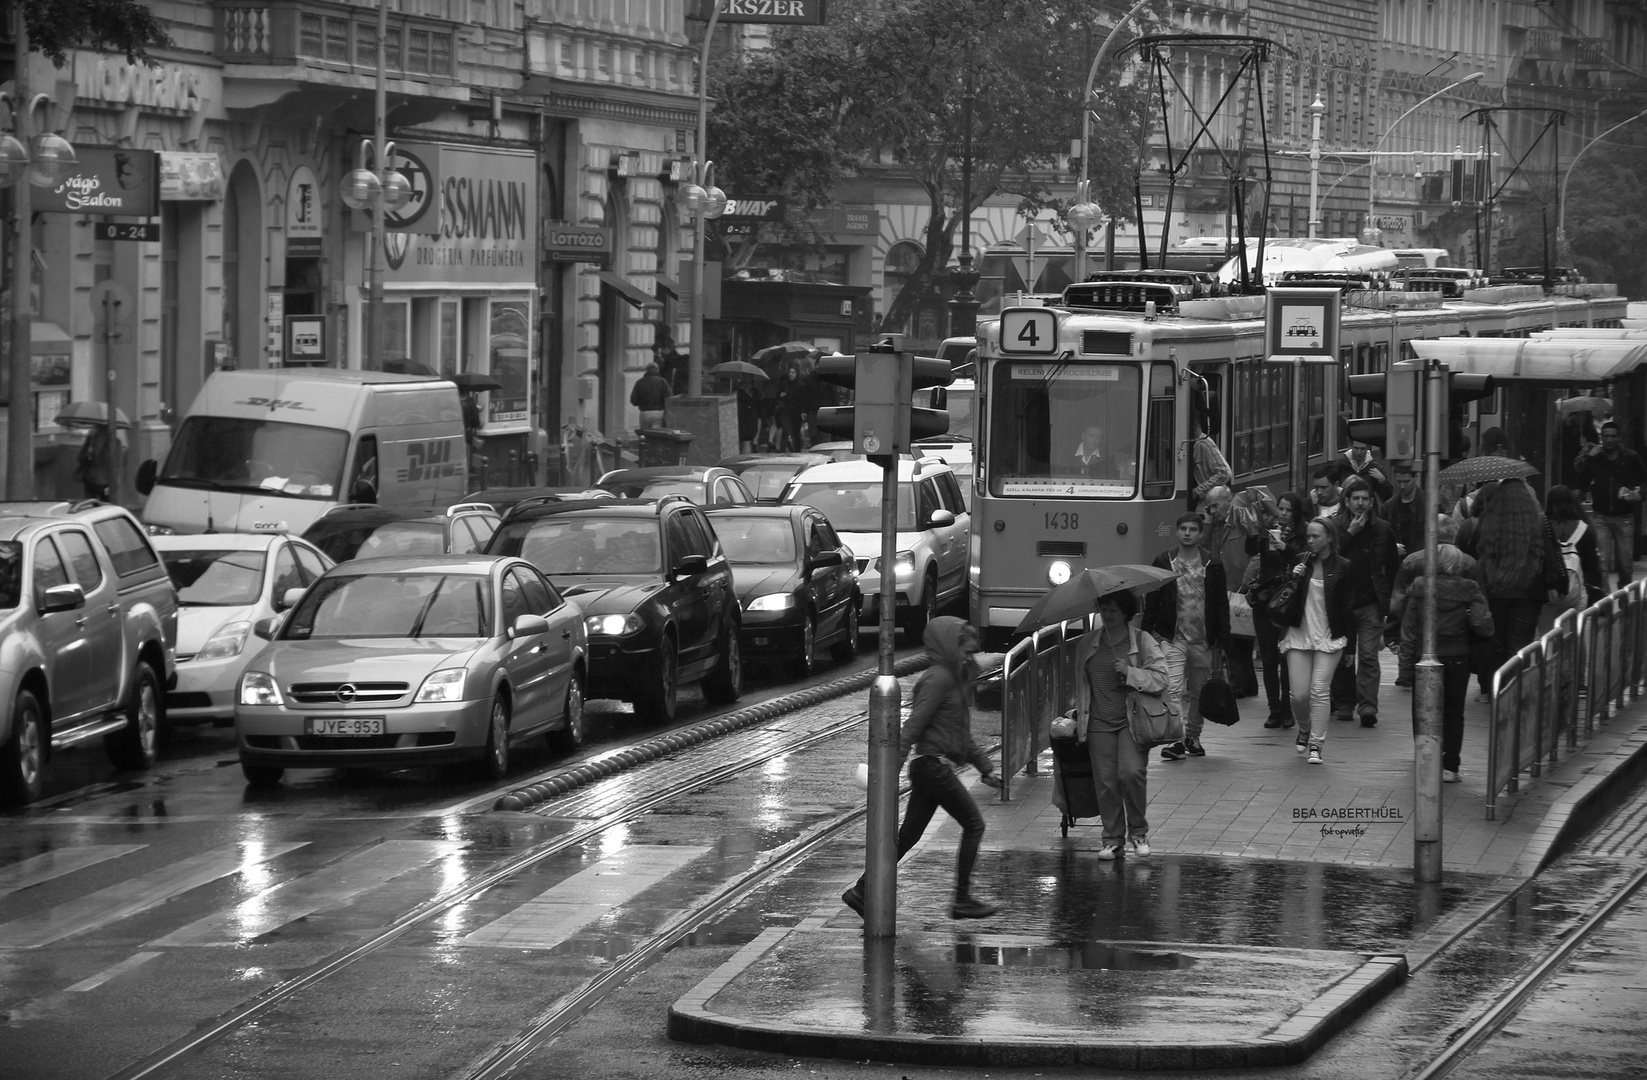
[829, 600, 861, 662]
[702, 620, 743, 705]
[637, 636, 678, 724]
[481, 695, 511, 780]
[905, 572, 937, 640]
[788, 610, 817, 679]
[548, 670, 585, 753]
[241, 762, 284, 786]
[1, 690, 47, 806]
[105, 663, 161, 771]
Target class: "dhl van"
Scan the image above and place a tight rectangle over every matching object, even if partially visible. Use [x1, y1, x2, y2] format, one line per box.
[136, 370, 468, 535]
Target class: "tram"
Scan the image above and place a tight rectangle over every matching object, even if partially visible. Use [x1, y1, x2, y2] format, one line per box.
[967, 279, 1629, 646]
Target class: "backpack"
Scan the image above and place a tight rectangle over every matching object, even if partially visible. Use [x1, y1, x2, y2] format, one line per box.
[1555, 520, 1587, 610]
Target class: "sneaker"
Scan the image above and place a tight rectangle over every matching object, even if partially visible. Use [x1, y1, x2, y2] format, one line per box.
[1442, 770, 1461, 783]
[1308, 746, 1323, 764]
[1184, 737, 1205, 757]
[950, 897, 1002, 919]
[1097, 844, 1123, 861]
[1160, 742, 1187, 761]
[1129, 836, 1151, 857]
[1296, 734, 1309, 754]
[841, 885, 864, 918]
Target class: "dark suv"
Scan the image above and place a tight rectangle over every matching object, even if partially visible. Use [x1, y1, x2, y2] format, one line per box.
[484, 497, 741, 722]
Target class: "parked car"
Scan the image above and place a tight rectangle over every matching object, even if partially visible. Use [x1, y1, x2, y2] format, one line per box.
[302, 503, 500, 563]
[715, 453, 833, 504]
[780, 457, 969, 636]
[705, 505, 860, 676]
[806, 441, 866, 463]
[0, 500, 178, 804]
[464, 486, 612, 517]
[594, 466, 755, 508]
[485, 497, 741, 722]
[234, 554, 586, 786]
[154, 532, 334, 725]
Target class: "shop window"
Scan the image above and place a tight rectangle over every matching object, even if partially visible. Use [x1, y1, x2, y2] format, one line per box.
[488, 300, 530, 425]
[383, 300, 409, 363]
[440, 301, 460, 376]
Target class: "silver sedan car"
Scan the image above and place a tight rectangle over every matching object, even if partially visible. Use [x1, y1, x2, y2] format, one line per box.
[235, 555, 586, 786]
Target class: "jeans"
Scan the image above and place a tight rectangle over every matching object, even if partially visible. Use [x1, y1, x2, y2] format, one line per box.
[1487, 597, 1543, 679]
[1331, 602, 1386, 719]
[1253, 613, 1291, 716]
[638, 409, 665, 431]
[1086, 727, 1149, 846]
[1161, 638, 1213, 740]
[856, 755, 987, 901]
[1591, 512, 1636, 591]
[1287, 648, 1343, 744]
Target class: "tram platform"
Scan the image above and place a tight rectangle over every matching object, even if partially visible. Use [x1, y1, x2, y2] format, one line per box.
[669, 647, 1647, 1069]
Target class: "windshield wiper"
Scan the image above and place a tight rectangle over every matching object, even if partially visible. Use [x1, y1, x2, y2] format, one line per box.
[160, 476, 270, 496]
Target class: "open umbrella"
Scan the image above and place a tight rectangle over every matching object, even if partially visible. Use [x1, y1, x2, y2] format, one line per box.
[753, 341, 819, 364]
[54, 401, 132, 430]
[709, 361, 769, 380]
[1438, 456, 1538, 487]
[1015, 564, 1179, 635]
[450, 372, 504, 393]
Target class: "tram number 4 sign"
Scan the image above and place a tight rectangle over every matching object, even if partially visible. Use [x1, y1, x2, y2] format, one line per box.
[1000, 308, 1058, 355]
[96, 221, 160, 242]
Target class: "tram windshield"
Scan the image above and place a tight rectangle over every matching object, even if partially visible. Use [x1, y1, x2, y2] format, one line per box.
[986, 362, 1142, 497]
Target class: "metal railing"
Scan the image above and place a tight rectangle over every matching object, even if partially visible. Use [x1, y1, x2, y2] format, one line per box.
[998, 616, 1093, 800]
[1487, 580, 1647, 819]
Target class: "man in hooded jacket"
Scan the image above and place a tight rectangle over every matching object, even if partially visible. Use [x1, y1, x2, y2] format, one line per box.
[842, 617, 1003, 921]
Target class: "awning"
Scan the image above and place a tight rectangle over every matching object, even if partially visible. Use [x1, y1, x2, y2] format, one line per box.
[1530, 329, 1647, 340]
[597, 270, 662, 310]
[1411, 338, 1647, 383]
[654, 272, 681, 300]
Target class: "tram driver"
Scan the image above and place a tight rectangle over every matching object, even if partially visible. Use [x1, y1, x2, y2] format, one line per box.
[1074, 426, 1106, 474]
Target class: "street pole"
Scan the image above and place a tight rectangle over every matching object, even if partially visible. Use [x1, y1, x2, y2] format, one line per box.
[863, 444, 902, 939]
[6, 16, 32, 499]
[1308, 96, 1324, 239]
[367, 0, 388, 370]
[1558, 106, 1647, 264]
[1367, 73, 1485, 247]
[946, 71, 978, 340]
[1414, 359, 1444, 882]
[1072, 0, 1152, 281]
[688, 4, 721, 397]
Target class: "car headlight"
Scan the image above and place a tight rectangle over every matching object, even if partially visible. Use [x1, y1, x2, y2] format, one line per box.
[145, 524, 176, 536]
[585, 613, 644, 637]
[875, 553, 916, 581]
[414, 668, 467, 703]
[194, 621, 251, 662]
[239, 671, 283, 706]
[746, 593, 797, 612]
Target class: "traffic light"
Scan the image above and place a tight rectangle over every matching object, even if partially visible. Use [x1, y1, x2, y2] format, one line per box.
[814, 338, 953, 463]
[1443, 371, 1496, 461]
[1345, 363, 1420, 463]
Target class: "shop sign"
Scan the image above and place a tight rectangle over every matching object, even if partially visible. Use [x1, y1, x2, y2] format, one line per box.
[694, 0, 826, 23]
[543, 221, 610, 263]
[381, 145, 537, 285]
[73, 52, 209, 113]
[35, 147, 159, 216]
[721, 196, 784, 221]
[381, 143, 444, 235]
[804, 205, 878, 235]
[285, 166, 323, 257]
[159, 151, 224, 201]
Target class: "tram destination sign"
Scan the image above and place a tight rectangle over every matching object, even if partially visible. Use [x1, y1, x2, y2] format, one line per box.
[1266, 286, 1341, 362]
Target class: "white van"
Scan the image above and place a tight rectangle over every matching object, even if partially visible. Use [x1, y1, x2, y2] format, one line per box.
[137, 370, 468, 535]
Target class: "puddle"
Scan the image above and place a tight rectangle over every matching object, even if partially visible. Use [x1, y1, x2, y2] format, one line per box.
[952, 941, 1196, 970]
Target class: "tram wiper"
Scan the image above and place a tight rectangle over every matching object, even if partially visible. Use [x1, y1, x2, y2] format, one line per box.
[1038, 350, 1075, 392]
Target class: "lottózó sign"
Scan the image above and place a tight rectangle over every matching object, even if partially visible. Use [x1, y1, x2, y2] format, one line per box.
[542, 222, 611, 264]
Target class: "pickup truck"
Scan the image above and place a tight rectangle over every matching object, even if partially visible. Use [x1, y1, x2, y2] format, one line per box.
[0, 501, 178, 804]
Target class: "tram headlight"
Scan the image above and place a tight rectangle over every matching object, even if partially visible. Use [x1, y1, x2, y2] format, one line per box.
[1048, 560, 1072, 586]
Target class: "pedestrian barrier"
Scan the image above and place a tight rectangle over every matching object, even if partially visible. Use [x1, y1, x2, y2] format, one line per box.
[999, 616, 1093, 800]
[1486, 580, 1647, 819]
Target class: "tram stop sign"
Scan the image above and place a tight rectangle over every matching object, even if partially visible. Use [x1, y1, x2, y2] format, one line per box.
[1266, 286, 1340, 363]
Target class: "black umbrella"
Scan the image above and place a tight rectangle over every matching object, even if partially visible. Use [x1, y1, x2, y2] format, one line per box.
[450, 372, 505, 393]
[1438, 456, 1538, 487]
[1015, 564, 1180, 634]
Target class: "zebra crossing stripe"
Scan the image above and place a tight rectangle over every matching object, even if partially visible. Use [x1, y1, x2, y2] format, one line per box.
[459, 846, 709, 951]
[63, 951, 162, 992]
[0, 845, 147, 900]
[149, 840, 463, 947]
[0, 843, 308, 950]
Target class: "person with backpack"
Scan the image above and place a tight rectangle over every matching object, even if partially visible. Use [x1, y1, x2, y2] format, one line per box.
[1545, 485, 1604, 614]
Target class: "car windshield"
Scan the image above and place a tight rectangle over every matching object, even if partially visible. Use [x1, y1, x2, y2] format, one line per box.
[786, 481, 914, 532]
[0, 541, 20, 609]
[737, 465, 806, 501]
[159, 416, 349, 499]
[354, 521, 446, 559]
[712, 516, 797, 565]
[987, 361, 1142, 498]
[162, 549, 267, 606]
[283, 573, 491, 639]
[491, 517, 661, 575]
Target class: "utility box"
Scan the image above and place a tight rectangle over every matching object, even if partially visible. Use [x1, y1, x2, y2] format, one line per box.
[638, 427, 695, 467]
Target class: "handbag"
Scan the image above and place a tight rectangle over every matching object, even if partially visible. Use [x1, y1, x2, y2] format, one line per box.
[1199, 654, 1241, 726]
[1265, 574, 1306, 628]
[1228, 590, 1256, 637]
[1127, 688, 1184, 748]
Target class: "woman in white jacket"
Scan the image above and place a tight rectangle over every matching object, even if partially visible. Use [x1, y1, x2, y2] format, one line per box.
[1074, 589, 1170, 860]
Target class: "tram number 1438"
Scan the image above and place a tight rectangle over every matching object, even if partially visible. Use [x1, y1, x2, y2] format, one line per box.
[1045, 511, 1079, 529]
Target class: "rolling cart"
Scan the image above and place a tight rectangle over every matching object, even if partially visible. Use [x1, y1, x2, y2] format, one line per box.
[1049, 732, 1101, 836]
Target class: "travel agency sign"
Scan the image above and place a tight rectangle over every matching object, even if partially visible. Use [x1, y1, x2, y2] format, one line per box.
[378, 144, 537, 283]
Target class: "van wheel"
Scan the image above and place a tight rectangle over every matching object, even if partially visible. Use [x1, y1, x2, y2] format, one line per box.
[703, 622, 743, 704]
[1, 691, 46, 806]
[549, 671, 585, 753]
[242, 762, 284, 786]
[106, 664, 161, 771]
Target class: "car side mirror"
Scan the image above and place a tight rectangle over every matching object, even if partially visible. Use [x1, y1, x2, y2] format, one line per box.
[928, 509, 956, 528]
[135, 459, 157, 496]
[278, 587, 306, 612]
[509, 613, 550, 639]
[252, 617, 280, 640]
[671, 553, 710, 579]
[807, 550, 844, 571]
[39, 583, 85, 613]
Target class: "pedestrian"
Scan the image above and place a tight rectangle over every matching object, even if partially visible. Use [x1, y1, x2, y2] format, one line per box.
[1201, 485, 1258, 699]
[1328, 476, 1398, 727]
[630, 362, 673, 432]
[1074, 589, 1169, 861]
[1456, 476, 1567, 699]
[775, 366, 806, 451]
[1338, 436, 1395, 505]
[1545, 484, 1604, 613]
[1310, 465, 1343, 520]
[1388, 516, 1489, 689]
[1397, 514, 1494, 784]
[735, 381, 762, 454]
[1570, 420, 1645, 593]
[74, 425, 124, 501]
[1244, 491, 1306, 728]
[841, 616, 1003, 921]
[1279, 517, 1353, 764]
[1189, 418, 1232, 511]
[1385, 463, 1425, 559]
[1142, 512, 1229, 761]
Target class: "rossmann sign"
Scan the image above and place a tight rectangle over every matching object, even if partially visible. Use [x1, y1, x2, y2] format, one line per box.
[695, 0, 825, 24]
[381, 145, 537, 284]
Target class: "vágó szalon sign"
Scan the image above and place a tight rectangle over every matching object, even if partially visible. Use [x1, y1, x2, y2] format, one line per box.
[35, 146, 159, 215]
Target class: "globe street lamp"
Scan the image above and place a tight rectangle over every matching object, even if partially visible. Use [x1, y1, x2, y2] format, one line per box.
[1558, 106, 1647, 264]
[1366, 72, 1484, 244]
[686, 2, 723, 396]
[340, 136, 411, 370]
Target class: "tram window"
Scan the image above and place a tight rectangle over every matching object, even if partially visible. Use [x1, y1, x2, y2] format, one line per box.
[985, 361, 1141, 498]
[1306, 365, 1327, 456]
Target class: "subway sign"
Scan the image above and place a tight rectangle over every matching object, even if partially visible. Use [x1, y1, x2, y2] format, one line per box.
[694, 0, 826, 24]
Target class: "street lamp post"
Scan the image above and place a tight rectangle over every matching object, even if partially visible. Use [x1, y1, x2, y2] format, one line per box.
[687, 3, 723, 396]
[947, 69, 978, 340]
[1069, 0, 1151, 281]
[1308, 96, 1325, 238]
[1367, 72, 1485, 245]
[1558, 106, 1647, 264]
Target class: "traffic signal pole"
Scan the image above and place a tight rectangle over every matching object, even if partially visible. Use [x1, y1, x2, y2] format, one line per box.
[863, 452, 901, 939]
[1414, 359, 1445, 882]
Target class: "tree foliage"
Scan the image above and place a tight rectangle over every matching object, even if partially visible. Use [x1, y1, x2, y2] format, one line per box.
[706, 0, 1165, 331]
[11, 0, 172, 67]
